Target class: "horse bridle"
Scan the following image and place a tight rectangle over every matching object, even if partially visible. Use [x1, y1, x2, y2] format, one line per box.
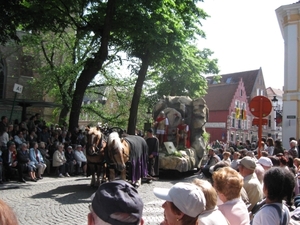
[88, 133, 102, 155]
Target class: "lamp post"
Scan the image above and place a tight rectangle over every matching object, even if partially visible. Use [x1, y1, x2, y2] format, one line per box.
[271, 96, 278, 110]
[227, 116, 231, 142]
[271, 95, 283, 122]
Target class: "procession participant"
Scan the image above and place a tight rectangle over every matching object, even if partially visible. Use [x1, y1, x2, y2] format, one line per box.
[176, 119, 190, 148]
[145, 128, 159, 177]
[154, 111, 169, 145]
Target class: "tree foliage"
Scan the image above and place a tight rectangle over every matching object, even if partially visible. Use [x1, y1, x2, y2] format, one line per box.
[151, 47, 219, 98]
[1, 0, 219, 133]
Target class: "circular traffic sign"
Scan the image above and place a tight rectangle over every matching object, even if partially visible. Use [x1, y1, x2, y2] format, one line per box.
[249, 96, 272, 117]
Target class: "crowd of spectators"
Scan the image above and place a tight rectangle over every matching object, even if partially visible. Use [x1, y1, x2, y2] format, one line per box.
[0, 114, 88, 183]
[193, 136, 300, 224]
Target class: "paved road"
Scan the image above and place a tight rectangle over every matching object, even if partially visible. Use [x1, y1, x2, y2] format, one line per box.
[0, 171, 198, 225]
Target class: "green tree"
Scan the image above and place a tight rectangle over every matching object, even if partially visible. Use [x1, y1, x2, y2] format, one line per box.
[22, 32, 79, 125]
[111, 0, 219, 134]
[1, 0, 219, 134]
[152, 47, 219, 98]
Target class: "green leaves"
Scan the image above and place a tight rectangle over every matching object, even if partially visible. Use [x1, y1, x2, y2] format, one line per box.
[1, 0, 219, 129]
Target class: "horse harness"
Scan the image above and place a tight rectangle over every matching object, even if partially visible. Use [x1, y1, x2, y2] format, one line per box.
[87, 132, 103, 156]
[110, 138, 130, 165]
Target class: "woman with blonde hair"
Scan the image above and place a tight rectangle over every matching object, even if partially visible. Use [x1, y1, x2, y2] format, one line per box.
[212, 167, 249, 225]
[192, 179, 229, 225]
[0, 199, 19, 225]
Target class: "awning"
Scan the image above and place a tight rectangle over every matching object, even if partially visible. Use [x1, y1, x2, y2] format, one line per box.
[0, 98, 62, 121]
[0, 98, 62, 108]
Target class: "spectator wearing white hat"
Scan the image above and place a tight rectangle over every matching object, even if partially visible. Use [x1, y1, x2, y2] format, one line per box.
[154, 182, 206, 225]
[255, 156, 273, 184]
[238, 156, 263, 211]
[257, 157, 273, 171]
[74, 144, 87, 176]
[192, 179, 230, 225]
[88, 180, 144, 225]
[289, 140, 298, 159]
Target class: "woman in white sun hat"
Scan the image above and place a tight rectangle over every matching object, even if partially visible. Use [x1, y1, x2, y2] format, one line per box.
[153, 182, 206, 225]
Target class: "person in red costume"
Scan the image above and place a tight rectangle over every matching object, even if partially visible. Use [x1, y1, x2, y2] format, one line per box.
[176, 119, 190, 148]
[154, 111, 169, 145]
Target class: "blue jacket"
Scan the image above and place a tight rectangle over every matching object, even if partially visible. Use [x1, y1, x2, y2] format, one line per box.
[29, 148, 45, 164]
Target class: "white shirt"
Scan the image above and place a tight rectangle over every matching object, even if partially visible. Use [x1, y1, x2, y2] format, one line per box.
[218, 198, 249, 225]
[198, 207, 229, 225]
[252, 203, 290, 225]
[0, 132, 9, 147]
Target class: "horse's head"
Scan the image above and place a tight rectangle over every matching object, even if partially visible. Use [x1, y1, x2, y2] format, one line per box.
[86, 127, 104, 156]
[108, 132, 128, 171]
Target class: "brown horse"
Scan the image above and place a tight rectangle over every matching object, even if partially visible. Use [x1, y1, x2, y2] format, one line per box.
[107, 132, 148, 187]
[85, 127, 107, 187]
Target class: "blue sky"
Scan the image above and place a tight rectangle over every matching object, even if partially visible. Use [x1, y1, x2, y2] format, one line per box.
[197, 0, 295, 90]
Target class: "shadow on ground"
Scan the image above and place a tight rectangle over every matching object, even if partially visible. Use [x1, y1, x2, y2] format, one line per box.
[30, 181, 96, 205]
[151, 169, 198, 185]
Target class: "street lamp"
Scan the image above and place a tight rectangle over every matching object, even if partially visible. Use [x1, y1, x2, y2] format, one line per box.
[271, 96, 278, 111]
[271, 96, 283, 126]
[271, 96, 283, 114]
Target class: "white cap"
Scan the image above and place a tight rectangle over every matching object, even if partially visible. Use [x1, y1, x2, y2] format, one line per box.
[153, 182, 206, 217]
[257, 157, 273, 168]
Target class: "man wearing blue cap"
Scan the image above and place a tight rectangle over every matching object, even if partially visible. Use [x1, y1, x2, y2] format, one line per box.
[88, 180, 144, 225]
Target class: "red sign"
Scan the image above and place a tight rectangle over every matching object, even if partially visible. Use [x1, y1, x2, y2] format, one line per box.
[252, 118, 268, 126]
[249, 96, 272, 118]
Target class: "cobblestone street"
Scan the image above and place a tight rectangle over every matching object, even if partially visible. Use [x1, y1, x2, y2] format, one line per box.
[0, 171, 197, 225]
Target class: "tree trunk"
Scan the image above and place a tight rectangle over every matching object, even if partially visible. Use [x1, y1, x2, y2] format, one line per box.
[59, 105, 69, 126]
[127, 53, 150, 135]
[68, 0, 115, 132]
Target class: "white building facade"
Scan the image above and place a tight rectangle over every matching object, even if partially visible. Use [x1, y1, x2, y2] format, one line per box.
[276, 2, 300, 148]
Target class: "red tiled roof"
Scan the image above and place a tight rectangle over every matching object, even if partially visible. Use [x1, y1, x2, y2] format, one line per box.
[266, 87, 283, 97]
[204, 83, 239, 111]
[207, 69, 260, 98]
